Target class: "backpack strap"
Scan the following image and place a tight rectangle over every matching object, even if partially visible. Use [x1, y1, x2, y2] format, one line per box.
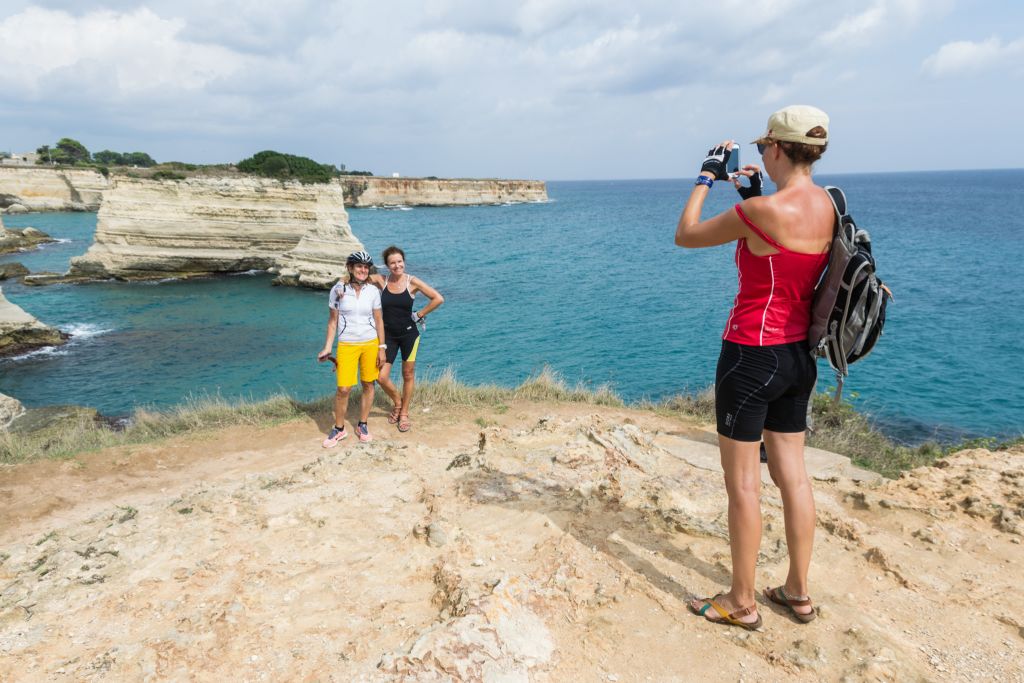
[824, 186, 847, 218]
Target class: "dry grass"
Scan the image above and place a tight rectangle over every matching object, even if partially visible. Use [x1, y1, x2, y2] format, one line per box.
[0, 367, 621, 465]
[0, 394, 304, 465]
[3, 369, 1015, 477]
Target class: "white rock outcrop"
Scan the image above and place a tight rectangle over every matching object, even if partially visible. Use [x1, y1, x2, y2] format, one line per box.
[0, 167, 108, 211]
[0, 391, 25, 430]
[68, 176, 363, 288]
[0, 286, 67, 356]
[340, 177, 548, 207]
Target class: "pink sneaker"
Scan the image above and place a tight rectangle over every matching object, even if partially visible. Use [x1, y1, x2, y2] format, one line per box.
[356, 422, 372, 443]
[322, 425, 348, 448]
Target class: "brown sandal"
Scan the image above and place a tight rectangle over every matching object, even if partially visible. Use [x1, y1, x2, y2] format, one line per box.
[397, 415, 411, 432]
[689, 594, 763, 631]
[387, 404, 402, 424]
[764, 586, 816, 623]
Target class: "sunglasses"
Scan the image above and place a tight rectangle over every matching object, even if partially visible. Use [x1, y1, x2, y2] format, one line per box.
[756, 143, 769, 155]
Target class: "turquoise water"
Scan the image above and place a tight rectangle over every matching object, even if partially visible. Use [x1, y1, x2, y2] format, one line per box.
[1, 171, 1022, 443]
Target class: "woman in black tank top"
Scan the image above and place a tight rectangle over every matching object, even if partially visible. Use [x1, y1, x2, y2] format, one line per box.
[370, 245, 444, 432]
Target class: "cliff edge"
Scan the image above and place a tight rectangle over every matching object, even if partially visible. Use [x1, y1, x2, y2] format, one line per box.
[0, 167, 107, 212]
[340, 176, 548, 207]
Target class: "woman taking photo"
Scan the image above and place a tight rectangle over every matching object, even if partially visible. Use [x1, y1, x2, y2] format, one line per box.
[370, 246, 444, 433]
[318, 251, 386, 446]
[675, 105, 833, 630]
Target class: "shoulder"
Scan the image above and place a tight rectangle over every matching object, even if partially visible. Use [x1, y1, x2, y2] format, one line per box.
[329, 281, 345, 297]
[737, 195, 776, 227]
[369, 273, 386, 288]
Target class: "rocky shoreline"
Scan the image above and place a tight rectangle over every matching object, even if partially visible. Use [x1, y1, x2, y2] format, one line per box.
[0, 286, 67, 358]
[0, 212, 56, 255]
[0, 166, 548, 212]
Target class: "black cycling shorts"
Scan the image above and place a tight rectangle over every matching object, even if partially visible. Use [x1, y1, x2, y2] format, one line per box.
[715, 339, 817, 442]
[384, 330, 420, 365]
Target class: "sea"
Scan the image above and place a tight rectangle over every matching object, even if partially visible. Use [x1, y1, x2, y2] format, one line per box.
[1, 171, 1022, 445]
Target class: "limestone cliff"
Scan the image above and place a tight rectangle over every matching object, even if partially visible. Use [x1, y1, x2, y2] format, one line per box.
[0, 167, 108, 212]
[0, 286, 67, 356]
[340, 177, 547, 207]
[67, 176, 363, 287]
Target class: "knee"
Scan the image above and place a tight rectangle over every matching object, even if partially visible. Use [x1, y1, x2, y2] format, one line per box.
[401, 365, 416, 381]
[724, 474, 761, 503]
[361, 381, 375, 391]
[335, 386, 351, 398]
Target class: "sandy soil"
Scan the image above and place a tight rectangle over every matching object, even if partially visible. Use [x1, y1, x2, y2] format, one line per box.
[1, 402, 1022, 682]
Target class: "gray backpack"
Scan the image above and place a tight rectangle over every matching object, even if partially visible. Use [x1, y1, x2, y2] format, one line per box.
[809, 186, 891, 400]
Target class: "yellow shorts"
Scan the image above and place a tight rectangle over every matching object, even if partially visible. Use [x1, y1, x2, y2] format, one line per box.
[336, 338, 380, 387]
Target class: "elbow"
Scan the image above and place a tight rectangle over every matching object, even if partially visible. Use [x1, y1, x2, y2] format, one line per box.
[675, 226, 695, 248]
[435, 294, 445, 306]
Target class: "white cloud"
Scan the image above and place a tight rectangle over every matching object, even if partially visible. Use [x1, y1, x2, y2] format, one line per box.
[818, 0, 948, 48]
[922, 36, 1024, 77]
[0, 1, 1003, 177]
[0, 7, 248, 97]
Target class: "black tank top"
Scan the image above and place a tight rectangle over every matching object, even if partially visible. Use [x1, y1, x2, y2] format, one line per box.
[381, 276, 416, 336]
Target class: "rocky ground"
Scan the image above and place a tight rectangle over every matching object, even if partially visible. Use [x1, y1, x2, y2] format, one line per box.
[1, 402, 1021, 682]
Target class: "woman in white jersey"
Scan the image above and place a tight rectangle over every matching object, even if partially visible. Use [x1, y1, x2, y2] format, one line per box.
[317, 251, 386, 445]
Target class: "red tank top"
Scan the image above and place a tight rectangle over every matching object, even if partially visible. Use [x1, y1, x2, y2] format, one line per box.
[723, 204, 830, 346]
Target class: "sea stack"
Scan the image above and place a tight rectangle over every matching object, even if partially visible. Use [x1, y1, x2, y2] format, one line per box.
[68, 176, 364, 287]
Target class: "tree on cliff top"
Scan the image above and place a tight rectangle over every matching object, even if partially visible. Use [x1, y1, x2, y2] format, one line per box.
[236, 150, 338, 184]
[93, 150, 156, 167]
[35, 138, 90, 165]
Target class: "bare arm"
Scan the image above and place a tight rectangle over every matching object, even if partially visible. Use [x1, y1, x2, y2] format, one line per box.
[675, 183, 749, 249]
[369, 273, 386, 289]
[373, 308, 386, 368]
[319, 308, 338, 360]
[410, 276, 444, 318]
[675, 139, 752, 249]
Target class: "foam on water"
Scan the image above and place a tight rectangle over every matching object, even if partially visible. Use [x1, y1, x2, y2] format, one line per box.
[63, 322, 114, 339]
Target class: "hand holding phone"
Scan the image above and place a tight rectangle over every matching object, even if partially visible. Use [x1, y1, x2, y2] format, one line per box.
[726, 144, 740, 176]
[700, 141, 739, 181]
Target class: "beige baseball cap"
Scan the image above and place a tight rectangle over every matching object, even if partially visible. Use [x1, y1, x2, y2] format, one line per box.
[752, 105, 829, 146]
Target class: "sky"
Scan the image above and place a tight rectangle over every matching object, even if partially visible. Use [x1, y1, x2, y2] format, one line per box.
[0, 0, 1021, 180]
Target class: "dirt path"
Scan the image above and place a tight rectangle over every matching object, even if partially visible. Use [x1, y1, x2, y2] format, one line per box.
[1, 402, 1022, 681]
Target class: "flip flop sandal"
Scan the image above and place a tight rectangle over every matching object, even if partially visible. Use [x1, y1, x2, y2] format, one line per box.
[387, 404, 402, 424]
[689, 594, 763, 632]
[764, 586, 817, 623]
[397, 415, 411, 433]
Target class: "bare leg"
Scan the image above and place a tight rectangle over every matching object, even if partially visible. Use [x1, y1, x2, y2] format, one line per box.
[333, 386, 352, 428]
[399, 361, 416, 418]
[690, 435, 761, 623]
[377, 362, 401, 415]
[359, 380, 375, 423]
[763, 429, 815, 613]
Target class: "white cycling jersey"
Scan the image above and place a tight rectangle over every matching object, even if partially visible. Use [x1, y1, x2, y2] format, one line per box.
[328, 281, 381, 343]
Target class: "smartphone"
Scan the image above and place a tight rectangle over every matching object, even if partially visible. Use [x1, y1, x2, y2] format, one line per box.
[727, 143, 740, 176]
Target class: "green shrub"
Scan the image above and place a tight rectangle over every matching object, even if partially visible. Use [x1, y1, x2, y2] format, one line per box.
[237, 150, 338, 184]
[152, 170, 186, 181]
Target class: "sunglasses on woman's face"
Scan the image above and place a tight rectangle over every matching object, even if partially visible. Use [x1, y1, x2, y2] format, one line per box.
[757, 143, 769, 155]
